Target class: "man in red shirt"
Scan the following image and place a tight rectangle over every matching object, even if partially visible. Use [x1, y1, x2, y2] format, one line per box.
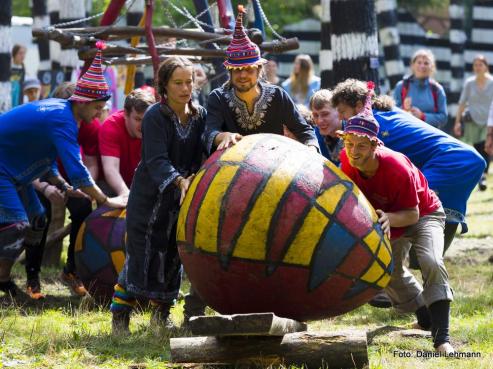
[338, 86, 454, 354]
[99, 89, 155, 196]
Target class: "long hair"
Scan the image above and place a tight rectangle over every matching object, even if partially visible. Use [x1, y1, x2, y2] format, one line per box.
[156, 56, 197, 115]
[290, 54, 314, 99]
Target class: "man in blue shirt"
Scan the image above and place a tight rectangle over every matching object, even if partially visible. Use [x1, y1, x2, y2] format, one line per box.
[0, 43, 127, 297]
[311, 80, 485, 255]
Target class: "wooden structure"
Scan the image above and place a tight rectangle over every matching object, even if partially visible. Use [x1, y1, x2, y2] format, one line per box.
[170, 313, 369, 368]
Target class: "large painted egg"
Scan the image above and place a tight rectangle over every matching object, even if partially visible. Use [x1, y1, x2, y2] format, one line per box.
[74, 206, 126, 300]
[177, 134, 393, 321]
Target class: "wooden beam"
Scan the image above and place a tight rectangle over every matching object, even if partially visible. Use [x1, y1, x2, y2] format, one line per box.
[187, 313, 307, 337]
[170, 330, 369, 368]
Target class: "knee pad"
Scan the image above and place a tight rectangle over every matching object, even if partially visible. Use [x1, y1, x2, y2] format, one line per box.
[0, 221, 30, 260]
[25, 214, 48, 246]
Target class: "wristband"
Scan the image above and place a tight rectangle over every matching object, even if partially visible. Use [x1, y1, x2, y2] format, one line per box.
[41, 183, 50, 195]
[55, 181, 69, 193]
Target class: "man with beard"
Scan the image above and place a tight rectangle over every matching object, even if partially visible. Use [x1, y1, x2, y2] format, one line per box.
[0, 42, 127, 298]
[203, 6, 319, 154]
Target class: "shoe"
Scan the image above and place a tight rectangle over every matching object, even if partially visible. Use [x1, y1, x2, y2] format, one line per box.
[59, 271, 88, 296]
[478, 175, 487, 191]
[150, 306, 176, 330]
[26, 279, 45, 300]
[410, 322, 431, 331]
[436, 342, 455, 355]
[112, 310, 131, 335]
[368, 291, 392, 308]
[0, 279, 19, 297]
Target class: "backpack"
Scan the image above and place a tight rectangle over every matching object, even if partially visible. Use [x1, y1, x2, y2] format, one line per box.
[400, 75, 440, 113]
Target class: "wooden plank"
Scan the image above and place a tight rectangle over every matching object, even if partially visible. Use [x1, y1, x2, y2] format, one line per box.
[170, 330, 368, 369]
[187, 313, 307, 337]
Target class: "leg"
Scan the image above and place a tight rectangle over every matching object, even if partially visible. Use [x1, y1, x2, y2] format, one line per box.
[110, 283, 136, 334]
[384, 237, 426, 314]
[149, 299, 176, 329]
[474, 140, 490, 191]
[59, 197, 92, 296]
[183, 287, 208, 324]
[411, 210, 453, 349]
[0, 178, 32, 295]
[442, 222, 459, 255]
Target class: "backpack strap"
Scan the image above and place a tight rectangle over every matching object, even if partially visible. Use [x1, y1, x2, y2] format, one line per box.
[400, 75, 411, 104]
[429, 79, 439, 113]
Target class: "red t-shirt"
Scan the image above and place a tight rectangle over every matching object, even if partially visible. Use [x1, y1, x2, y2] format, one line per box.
[58, 118, 102, 181]
[99, 110, 142, 186]
[340, 146, 441, 239]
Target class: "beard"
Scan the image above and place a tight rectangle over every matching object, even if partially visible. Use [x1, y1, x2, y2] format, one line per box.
[233, 80, 256, 93]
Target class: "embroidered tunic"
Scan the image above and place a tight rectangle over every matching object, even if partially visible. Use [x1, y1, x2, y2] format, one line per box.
[118, 103, 205, 301]
[204, 82, 319, 154]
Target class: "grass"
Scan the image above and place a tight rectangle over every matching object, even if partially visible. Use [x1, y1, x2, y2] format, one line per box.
[1, 173, 492, 368]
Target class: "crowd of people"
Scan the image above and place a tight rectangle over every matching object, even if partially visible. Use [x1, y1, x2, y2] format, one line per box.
[0, 7, 491, 357]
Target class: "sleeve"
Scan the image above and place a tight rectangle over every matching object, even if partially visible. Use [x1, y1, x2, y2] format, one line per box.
[78, 119, 101, 157]
[393, 81, 404, 108]
[458, 80, 470, 105]
[141, 108, 180, 192]
[488, 99, 493, 127]
[99, 119, 121, 158]
[280, 89, 320, 150]
[51, 118, 94, 189]
[423, 84, 448, 129]
[203, 90, 227, 155]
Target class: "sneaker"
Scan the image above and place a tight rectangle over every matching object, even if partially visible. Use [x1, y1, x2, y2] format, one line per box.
[26, 279, 45, 300]
[479, 175, 487, 192]
[0, 279, 20, 297]
[368, 290, 392, 308]
[59, 271, 88, 296]
[436, 342, 455, 355]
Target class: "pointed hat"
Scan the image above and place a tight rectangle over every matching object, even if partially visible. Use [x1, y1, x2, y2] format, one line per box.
[223, 5, 267, 69]
[69, 41, 111, 102]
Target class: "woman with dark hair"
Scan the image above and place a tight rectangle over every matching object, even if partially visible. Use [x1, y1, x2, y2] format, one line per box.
[110, 56, 206, 334]
[11, 44, 26, 107]
[281, 54, 320, 107]
[454, 54, 493, 191]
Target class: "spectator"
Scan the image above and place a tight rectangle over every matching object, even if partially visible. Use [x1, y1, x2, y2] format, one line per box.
[23, 77, 41, 103]
[192, 64, 209, 107]
[281, 54, 320, 107]
[11, 44, 26, 108]
[264, 57, 283, 86]
[393, 49, 448, 130]
[99, 89, 155, 196]
[454, 55, 493, 191]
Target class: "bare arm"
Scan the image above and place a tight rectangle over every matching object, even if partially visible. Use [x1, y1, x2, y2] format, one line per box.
[453, 102, 466, 137]
[101, 156, 129, 196]
[83, 155, 99, 182]
[376, 206, 419, 237]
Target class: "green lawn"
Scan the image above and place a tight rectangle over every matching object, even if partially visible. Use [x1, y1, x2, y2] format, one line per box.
[1, 173, 492, 368]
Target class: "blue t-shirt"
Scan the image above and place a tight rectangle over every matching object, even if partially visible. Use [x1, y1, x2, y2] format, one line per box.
[374, 107, 486, 230]
[0, 99, 94, 189]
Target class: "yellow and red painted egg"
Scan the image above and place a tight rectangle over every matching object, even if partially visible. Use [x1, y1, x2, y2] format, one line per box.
[177, 134, 393, 321]
[74, 206, 126, 300]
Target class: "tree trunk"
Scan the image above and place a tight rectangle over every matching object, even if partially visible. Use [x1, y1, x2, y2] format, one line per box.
[330, 0, 379, 88]
[0, 0, 12, 113]
[375, 0, 404, 89]
[170, 330, 368, 369]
